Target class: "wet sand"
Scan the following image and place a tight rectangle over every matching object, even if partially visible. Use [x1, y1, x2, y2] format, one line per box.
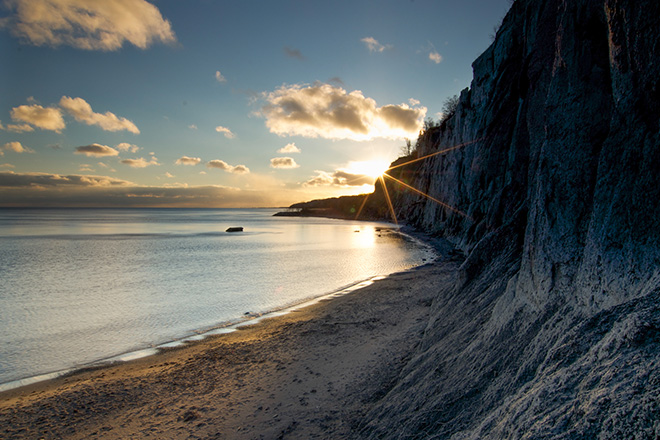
[0, 249, 460, 439]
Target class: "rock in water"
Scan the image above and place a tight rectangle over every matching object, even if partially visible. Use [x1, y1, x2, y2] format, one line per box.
[226, 227, 243, 233]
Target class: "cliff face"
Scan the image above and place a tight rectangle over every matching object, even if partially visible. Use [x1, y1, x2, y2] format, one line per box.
[362, 0, 660, 438]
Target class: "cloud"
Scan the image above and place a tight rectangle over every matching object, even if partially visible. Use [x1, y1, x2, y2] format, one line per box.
[270, 157, 299, 169]
[165, 172, 174, 178]
[207, 160, 250, 174]
[215, 125, 235, 138]
[175, 156, 202, 166]
[0, 171, 132, 187]
[1, 141, 34, 155]
[97, 162, 116, 172]
[0, 176, 295, 207]
[215, 70, 226, 83]
[231, 165, 250, 174]
[277, 142, 301, 154]
[59, 96, 140, 134]
[10, 104, 65, 132]
[304, 169, 374, 187]
[2, 0, 176, 51]
[361, 37, 391, 53]
[429, 51, 443, 64]
[188, 124, 198, 130]
[75, 143, 119, 157]
[327, 77, 344, 86]
[116, 142, 139, 153]
[120, 157, 160, 168]
[260, 83, 426, 141]
[206, 159, 231, 171]
[284, 46, 305, 60]
[5, 123, 35, 132]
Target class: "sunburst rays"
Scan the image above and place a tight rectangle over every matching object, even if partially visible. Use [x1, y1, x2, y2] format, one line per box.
[354, 137, 481, 225]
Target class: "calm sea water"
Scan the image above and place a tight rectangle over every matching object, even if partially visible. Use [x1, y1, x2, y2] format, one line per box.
[0, 208, 433, 387]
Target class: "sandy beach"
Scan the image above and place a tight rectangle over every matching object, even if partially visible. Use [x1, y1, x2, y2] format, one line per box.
[0, 244, 459, 439]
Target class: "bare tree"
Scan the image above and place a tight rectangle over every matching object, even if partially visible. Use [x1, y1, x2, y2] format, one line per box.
[441, 95, 459, 121]
[400, 138, 413, 156]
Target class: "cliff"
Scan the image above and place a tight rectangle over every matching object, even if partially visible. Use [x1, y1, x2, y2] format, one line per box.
[359, 0, 660, 438]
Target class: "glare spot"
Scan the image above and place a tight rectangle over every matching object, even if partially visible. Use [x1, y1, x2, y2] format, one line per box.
[346, 159, 391, 179]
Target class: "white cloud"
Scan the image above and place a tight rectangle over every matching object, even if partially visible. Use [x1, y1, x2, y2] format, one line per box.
[75, 143, 119, 157]
[175, 156, 202, 166]
[116, 142, 139, 153]
[5, 123, 35, 132]
[361, 37, 391, 53]
[277, 142, 301, 154]
[1, 141, 34, 155]
[10, 104, 65, 132]
[206, 159, 231, 170]
[231, 165, 250, 174]
[303, 171, 334, 187]
[304, 169, 374, 187]
[188, 124, 198, 130]
[165, 172, 174, 178]
[429, 51, 443, 64]
[2, 0, 176, 51]
[207, 160, 250, 174]
[260, 83, 426, 141]
[215, 70, 226, 83]
[60, 96, 140, 134]
[270, 157, 299, 169]
[120, 157, 160, 168]
[215, 125, 235, 139]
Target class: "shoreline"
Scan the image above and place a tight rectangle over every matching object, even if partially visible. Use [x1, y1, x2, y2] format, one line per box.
[0, 233, 460, 439]
[0, 274, 390, 395]
[0, 213, 434, 394]
[0, 226, 436, 394]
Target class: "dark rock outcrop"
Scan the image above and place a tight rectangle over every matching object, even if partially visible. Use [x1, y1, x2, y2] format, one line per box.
[361, 0, 660, 438]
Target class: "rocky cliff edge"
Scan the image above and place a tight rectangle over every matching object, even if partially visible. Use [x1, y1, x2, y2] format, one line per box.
[361, 0, 660, 438]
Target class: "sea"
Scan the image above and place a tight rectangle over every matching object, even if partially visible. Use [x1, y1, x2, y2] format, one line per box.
[0, 208, 434, 390]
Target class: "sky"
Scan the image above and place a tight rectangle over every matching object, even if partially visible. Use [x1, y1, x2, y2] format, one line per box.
[0, 0, 512, 208]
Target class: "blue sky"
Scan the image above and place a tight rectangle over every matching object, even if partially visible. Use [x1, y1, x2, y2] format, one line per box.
[0, 0, 511, 207]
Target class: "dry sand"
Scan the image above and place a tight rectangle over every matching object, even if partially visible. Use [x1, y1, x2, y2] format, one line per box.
[0, 246, 461, 439]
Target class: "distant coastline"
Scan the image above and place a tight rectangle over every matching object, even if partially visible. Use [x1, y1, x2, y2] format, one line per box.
[273, 193, 388, 221]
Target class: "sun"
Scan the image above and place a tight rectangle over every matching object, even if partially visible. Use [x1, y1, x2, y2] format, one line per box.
[346, 159, 391, 179]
